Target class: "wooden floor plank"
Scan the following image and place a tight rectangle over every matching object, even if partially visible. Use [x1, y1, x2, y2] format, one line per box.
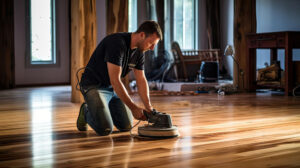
[0, 86, 300, 167]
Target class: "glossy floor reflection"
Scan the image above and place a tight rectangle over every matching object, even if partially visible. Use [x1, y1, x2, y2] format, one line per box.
[0, 86, 300, 167]
[30, 89, 54, 167]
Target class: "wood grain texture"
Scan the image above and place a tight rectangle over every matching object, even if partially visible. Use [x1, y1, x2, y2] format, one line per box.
[106, 0, 131, 93]
[0, 86, 300, 167]
[106, 0, 128, 35]
[234, 0, 256, 90]
[70, 0, 97, 103]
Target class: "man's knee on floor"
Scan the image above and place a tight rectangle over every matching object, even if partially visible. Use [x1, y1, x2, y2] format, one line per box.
[96, 127, 113, 136]
[118, 124, 132, 132]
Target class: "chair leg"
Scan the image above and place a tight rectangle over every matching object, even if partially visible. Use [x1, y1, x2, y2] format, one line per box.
[182, 62, 188, 81]
[173, 64, 179, 81]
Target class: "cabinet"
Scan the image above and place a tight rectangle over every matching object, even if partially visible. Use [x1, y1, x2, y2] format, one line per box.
[246, 31, 300, 95]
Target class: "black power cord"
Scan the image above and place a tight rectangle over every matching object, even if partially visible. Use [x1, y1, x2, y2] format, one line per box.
[293, 84, 300, 97]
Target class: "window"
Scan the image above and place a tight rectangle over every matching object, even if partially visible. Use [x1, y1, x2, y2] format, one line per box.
[174, 0, 197, 49]
[28, 0, 56, 65]
[165, 0, 198, 50]
[128, 0, 137, 32]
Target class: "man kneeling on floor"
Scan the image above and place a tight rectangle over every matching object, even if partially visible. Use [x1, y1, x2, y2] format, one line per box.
[77, 21, 162, 136]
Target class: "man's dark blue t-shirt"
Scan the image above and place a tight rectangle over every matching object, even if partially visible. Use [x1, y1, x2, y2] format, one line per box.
[80, 32, 144, 88]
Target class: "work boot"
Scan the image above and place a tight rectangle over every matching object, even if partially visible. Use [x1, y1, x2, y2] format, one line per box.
[77, 103, 88, 131]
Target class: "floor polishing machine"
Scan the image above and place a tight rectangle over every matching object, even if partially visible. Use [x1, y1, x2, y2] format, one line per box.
[137, 109, 179, 138]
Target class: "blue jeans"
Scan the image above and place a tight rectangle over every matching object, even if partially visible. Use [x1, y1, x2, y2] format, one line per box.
[81, 86, 133, 136]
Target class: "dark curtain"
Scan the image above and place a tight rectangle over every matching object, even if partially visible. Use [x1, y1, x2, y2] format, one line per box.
[155, 0, 164, 52]
[147, 0, 165, 52]
[0, 0, 15, 89]
[144, 0, 174, 82]
[206, 0, 221, 49]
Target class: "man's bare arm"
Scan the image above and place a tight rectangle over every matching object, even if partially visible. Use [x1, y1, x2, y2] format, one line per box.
[133, 69, 153, 112]
[107, 62, 144, 120]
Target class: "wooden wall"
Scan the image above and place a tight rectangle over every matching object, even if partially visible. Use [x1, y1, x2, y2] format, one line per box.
[106, 0, 131, 92]
[71, 0, 97, 103]
[0, 0, 15, 89]
[106, 0, 128, 35]
[234, 0, 256, 90]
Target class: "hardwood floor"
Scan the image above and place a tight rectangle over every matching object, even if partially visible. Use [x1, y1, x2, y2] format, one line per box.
[0, 86, 300, 168]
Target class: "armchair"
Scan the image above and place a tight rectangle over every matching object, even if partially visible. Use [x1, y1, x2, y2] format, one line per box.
[171, 41, 222, 81]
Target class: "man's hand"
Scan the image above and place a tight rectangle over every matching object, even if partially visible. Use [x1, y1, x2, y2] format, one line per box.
[145, 105, 153, 112]
[131, 105, 147, 121]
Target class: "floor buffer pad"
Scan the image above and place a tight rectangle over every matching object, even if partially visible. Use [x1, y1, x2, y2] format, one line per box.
[137, 109, 179, 138]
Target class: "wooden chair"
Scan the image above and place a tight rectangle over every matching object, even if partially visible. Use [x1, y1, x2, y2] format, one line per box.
[171, 41, 222, 81]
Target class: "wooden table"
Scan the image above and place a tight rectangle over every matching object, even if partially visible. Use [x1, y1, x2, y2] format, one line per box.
[246, 31, 300, 95]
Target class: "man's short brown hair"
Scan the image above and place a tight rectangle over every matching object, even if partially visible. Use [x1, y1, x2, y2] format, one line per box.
[135, 20, 163, 40]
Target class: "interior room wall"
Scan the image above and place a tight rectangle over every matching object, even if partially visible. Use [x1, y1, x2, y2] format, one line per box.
[256, 0, 300, 33]
[256, 0, 300, 69]
[96, 0, 106, 44]
[14, 0, 70, 86]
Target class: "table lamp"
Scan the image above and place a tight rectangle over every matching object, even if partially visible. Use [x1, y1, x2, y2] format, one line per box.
[224, 45, 240, 89]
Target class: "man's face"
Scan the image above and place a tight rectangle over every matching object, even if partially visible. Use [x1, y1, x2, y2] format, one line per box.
[137, 33, 160, 53]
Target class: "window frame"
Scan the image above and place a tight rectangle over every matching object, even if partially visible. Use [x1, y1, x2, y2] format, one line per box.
[25, 0, 59, 67]
[128, 0, 138, 32]
[166, 0, 198, 50]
